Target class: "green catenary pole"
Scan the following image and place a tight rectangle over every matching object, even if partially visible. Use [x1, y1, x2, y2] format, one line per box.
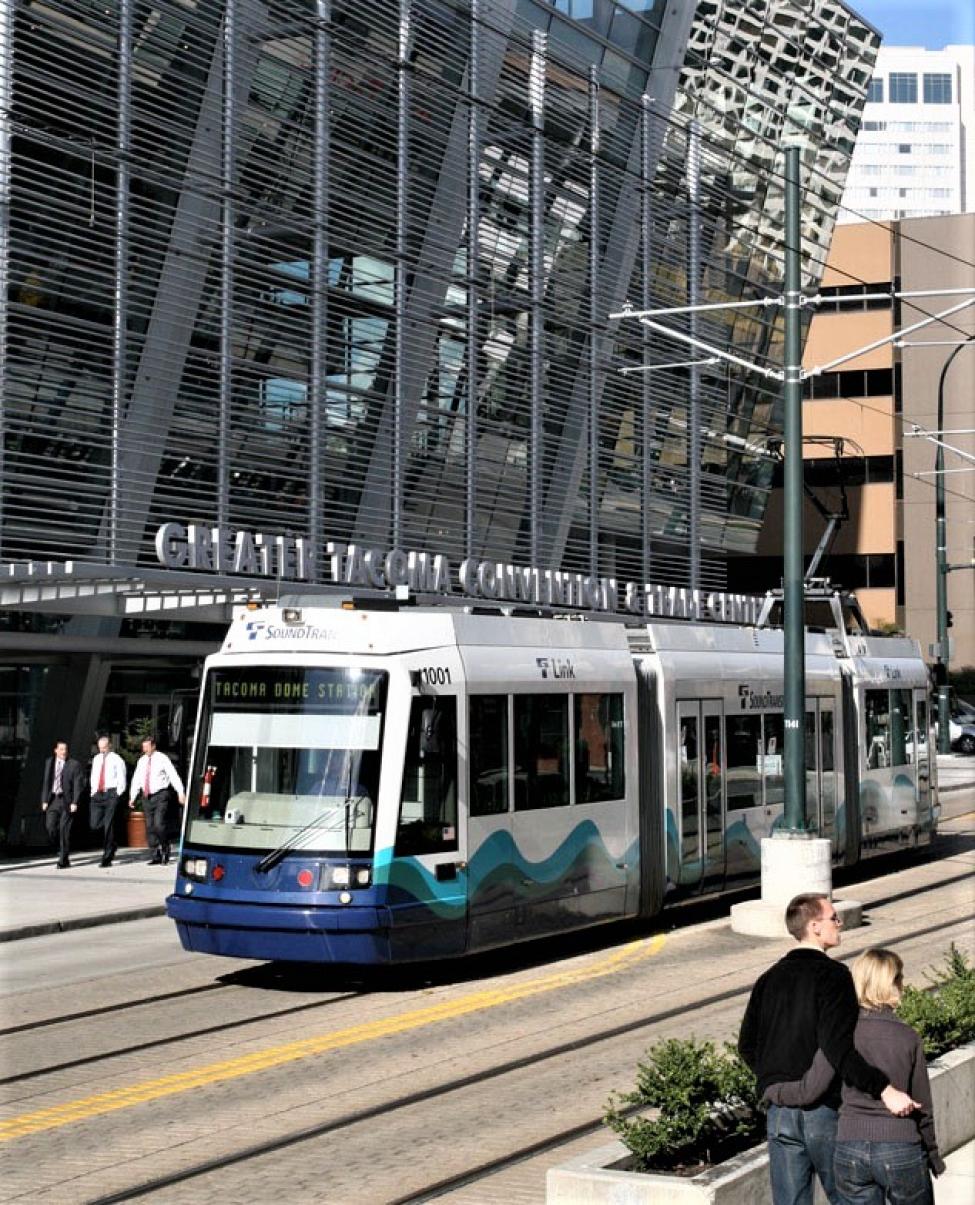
[782, 145, 806, 832]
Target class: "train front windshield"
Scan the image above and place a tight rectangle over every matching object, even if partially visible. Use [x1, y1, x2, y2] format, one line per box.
[186, 666, 387, 855]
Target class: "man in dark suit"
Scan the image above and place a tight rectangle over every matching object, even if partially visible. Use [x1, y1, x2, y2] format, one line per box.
[40, 740, 84, 868]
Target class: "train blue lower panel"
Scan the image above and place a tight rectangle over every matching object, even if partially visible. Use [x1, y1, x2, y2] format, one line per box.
[167, 816, 636, 964]
[167, 892, 471, 963]
[168, 897, 392, 962]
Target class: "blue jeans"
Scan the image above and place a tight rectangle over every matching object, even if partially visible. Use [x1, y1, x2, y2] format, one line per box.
[767, 1103, 841, 1205]
[834, 1140, 933, 1205]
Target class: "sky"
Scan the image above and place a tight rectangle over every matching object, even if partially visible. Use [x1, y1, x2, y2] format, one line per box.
[849, 0, 975, 49]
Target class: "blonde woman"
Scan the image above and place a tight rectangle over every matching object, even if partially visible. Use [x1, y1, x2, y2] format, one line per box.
[833, 949, 943, 1203]
[765, 948, 943, 1203]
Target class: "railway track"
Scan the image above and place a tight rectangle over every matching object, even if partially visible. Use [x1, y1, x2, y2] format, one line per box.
[3, 811, 969, 1202]
[77, 911, 972, 1205]
[0, 990, 365, 1087]
[9, 805, 970, 1044]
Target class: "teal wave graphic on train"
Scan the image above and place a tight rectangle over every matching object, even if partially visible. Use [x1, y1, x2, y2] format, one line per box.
[374, 820, 636, 920]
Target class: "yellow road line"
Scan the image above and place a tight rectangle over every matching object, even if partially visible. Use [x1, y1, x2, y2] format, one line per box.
[0, 933, 666, 1141]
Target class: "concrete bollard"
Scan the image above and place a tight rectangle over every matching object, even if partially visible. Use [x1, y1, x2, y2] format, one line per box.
[730, 834, 862, 938]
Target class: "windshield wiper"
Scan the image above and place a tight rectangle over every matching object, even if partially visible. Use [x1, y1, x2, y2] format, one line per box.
[254, 796, 365, 875]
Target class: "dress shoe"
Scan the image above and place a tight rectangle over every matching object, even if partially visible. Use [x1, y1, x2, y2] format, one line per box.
[100, 856, 113, 868]
[147, 852, 162, 865]
[57, 858, 70, 869]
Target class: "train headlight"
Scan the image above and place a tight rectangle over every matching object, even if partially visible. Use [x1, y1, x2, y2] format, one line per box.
[329, 865, 371, 888]
[183, 857, 208, 880]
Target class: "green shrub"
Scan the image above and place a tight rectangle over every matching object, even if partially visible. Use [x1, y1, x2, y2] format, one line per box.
[605, 1038, 762, 1172]
[897, 944, 975, 1059]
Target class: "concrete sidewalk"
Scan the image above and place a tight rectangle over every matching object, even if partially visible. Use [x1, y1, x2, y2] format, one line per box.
[937, 751, 975, 793]
[1, 753, 971, 945]
[0, 849, 173, 942]
[938, 1141, 975, 1205]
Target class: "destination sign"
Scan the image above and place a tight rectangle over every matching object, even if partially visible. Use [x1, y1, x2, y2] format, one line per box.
[211, 667, 386, 713]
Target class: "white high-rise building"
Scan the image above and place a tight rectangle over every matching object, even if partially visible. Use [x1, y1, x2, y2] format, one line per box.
[839, 44, 975, 223]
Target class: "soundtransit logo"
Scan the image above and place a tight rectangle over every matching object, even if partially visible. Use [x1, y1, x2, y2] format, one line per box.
[244, 620, 335, 642]
[738, 683, 784, 710]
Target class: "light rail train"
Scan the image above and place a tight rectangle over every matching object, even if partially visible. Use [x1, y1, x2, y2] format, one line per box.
[166, 601, 936, 963]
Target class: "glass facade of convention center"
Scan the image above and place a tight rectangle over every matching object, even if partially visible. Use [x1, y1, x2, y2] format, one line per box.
[2, 0, 878, 590]
[0, 0, 878, 844]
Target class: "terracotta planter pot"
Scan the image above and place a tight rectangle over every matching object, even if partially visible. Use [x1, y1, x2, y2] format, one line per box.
[125, 809, 148, 849]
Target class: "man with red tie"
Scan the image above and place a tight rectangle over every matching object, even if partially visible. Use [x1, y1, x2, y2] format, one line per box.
[89, 735, 127, 867]
[129, 736, 186, 865]
[40, 740, 84, 868]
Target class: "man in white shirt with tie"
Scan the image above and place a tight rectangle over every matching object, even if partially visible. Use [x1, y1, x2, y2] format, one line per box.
[89, 734, 127, 867]
[129, 736, 186, 865]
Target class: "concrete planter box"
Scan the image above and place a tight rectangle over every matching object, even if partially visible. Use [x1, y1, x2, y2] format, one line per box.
[547, 1042, 975, 1204]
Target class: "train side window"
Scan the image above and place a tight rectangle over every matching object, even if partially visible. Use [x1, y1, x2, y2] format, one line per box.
[762, 713, 785, 810]
[680, 715, 699, 860]
[820, 707, 836, 836]
[574, 693, 625, 803]
[725, 714, 761, 811]
[914, 697, 928, 760]
[470, 695, 509, 816]
[703, 713, 724, 846]
[865, 689, 890, 769]
[821, 708, 835, 773]
[514, 695, 569, 810]
[395, 697, 458, 855]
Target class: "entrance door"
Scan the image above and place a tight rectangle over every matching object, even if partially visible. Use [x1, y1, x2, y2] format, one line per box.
[126, 698, 172, 748]
[677, 701, 725, 892]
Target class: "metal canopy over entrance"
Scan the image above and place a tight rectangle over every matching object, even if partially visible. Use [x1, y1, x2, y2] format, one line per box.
[1, 561, 347, 624]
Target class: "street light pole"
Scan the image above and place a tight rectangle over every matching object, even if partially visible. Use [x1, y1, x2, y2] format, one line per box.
[782, 144, 805, 831]
[728, 145, 848, 939]
[935, 334, 975, 752]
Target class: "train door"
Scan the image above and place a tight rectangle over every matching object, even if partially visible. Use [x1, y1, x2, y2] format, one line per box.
[724, 706, 764, 888]
[819, 702, 838, 850]
[914, 693, 933, 828]
[466, 693, 514, 950]
[676, 701, 725, 892]
[804, 709, 820, 837]
[840, 669, 861, 866]
[803, 701, 835, 849]
[390, 689, 468, 958]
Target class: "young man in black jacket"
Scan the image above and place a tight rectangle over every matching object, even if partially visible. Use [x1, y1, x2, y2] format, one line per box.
[738, 893, 919, 1205]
